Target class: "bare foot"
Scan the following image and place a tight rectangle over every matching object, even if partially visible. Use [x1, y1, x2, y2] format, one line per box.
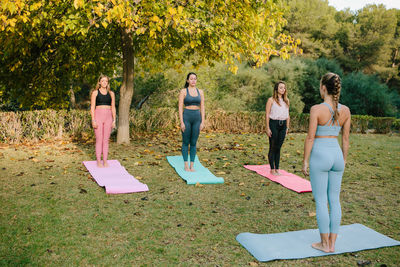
[103, 161, 109, 167]
[275, 170, 282, 176]
[189, 168, 195, 172]
[329, 246, 335, 253]
[270, 170, 276, 176]
[97, 162, 103, 168]
[311, 242, 330, 253]
[184, 166, 191, 172]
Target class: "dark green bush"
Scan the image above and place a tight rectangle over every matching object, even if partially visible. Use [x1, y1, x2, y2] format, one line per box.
[341, 72, 398, 117]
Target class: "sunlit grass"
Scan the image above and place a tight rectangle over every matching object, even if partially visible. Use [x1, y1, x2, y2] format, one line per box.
[0, 132, 399, 266]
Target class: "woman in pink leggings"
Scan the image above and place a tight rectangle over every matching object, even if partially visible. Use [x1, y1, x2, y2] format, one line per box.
[90, 75, 116, 167]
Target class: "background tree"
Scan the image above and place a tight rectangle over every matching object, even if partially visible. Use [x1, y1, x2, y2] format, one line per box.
[0, 0, 301, 143]
[284, 0, 339, 58]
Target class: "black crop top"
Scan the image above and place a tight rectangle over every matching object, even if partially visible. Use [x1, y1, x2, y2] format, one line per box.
[96, 90, 111, 106]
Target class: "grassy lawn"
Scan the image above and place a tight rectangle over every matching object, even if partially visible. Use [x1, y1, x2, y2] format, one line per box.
[1, 132, 399, 266]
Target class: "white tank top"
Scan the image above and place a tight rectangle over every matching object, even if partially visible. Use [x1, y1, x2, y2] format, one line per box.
[269, 98, 289, 120]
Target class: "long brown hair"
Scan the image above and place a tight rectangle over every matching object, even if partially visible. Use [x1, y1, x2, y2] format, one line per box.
[95, 75, 111, 91]
[273, 81, 289, 106]
[321, 73, 341, 120]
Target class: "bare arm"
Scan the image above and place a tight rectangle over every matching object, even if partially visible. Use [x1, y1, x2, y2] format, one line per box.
[341, 107, 351, 164]
[265, 98, 273, 137]
[286, 100, 290, 132]
[90, 90, 98, 128]
[302, 105, 319, 176]
[110, 91, 117, 128]
[200, 89, 205, 130]
[178, 89, 186, 132]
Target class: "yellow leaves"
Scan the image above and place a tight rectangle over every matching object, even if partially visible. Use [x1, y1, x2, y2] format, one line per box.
[30, 2, 42, 12]
[168, 7, 177, 16]
[190, 40, 196, 48]
[10, 60, 21, 71]
[228, 65, 238, 74]
[73, 0, 84, 9]
[177, 6, 184, 14]
[151, 15, 160, 23]
[101, 21, 108, 29]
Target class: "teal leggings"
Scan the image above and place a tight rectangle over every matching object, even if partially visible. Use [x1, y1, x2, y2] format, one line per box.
[310, 138, 345, 234]
[182, 109, 201, 162]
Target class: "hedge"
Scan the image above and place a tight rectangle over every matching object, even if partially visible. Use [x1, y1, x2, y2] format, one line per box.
[0, 109, 398, 143]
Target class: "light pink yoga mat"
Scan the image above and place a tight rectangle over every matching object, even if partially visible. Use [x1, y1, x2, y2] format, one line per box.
[243, 165, 311, 193]
[83, 160, 149, 194]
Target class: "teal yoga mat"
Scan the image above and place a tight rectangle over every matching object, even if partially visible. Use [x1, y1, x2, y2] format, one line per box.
[236, 224, 400, 262]
[166, 155, 224, 184]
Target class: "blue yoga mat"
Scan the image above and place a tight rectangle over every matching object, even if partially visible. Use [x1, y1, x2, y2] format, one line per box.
[166, 155, 224, 184]
[236, 224, 400, 262]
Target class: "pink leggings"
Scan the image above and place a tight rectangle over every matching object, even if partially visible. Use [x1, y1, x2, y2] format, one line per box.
[94, 109, 113, 162]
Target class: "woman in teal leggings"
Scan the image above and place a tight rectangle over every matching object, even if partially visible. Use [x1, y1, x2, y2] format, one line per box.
[302, 73, 351, 253]
[178, 73, 205, 172]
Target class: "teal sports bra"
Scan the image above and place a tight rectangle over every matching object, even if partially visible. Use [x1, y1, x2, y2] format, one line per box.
[315, 103, 342, 136]
[184, 88, 201, 106]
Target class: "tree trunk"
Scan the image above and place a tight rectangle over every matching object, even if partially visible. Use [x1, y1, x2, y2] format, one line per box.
[69, 85, 76, 109]
[392, 48, 398, 68]
[117, 29, 135, 144]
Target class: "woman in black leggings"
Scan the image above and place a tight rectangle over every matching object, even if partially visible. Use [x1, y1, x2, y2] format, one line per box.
[265, 81, 290, 175]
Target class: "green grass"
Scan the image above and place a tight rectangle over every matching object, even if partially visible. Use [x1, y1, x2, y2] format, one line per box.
[1, 132, 399, 266]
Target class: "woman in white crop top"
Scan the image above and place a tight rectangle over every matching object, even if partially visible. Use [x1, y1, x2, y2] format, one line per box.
[265, 81, 290, 176]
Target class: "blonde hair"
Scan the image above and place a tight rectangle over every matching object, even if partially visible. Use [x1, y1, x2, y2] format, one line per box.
[273, 81, 289, 107]
[321, 73, 341, 120]
[95, 75, 111, 91]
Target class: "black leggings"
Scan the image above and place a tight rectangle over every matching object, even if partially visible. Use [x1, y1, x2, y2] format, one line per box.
[268, 119, 287, 170]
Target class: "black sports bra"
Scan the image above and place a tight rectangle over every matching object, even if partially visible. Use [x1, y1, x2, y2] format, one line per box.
[96, 90, 111, 106]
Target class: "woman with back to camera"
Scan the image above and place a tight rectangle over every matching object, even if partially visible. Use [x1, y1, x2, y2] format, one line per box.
[90, 75, 116, 168]
[302, 73, 351, 253]
[265, 81, 290, 176]
[178, 72, 205, 172]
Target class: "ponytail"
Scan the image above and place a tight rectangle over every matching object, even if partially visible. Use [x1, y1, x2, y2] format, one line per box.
[321, 73, 341, 120]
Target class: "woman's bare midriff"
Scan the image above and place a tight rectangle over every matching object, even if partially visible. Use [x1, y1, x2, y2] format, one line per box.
[96, 105, 111, 109]
[184, 105, 200, 110]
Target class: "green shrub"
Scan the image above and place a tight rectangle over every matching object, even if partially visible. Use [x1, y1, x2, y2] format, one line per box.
[0, 110, 397, 143]
[341, 72, 398, 117]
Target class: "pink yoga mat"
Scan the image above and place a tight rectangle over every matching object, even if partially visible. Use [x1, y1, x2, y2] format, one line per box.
[243, 165, 311, 193]
[83, 160, 149, 194]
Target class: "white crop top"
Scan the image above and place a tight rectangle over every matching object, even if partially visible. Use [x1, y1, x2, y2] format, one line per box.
[269, 98, 289, 120]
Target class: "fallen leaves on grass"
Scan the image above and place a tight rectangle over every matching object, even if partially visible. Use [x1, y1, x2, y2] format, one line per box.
[308, 212, 316, 217]
[195, 182, 204, 187]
